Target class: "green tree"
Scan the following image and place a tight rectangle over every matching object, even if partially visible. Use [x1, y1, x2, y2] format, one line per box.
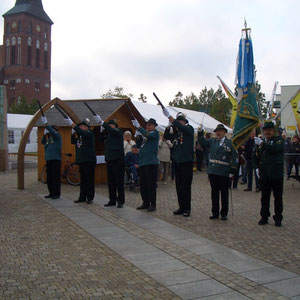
[138, 93, 147, 103]
[9, 96, 40, 115]
[100, 86, 133, 99]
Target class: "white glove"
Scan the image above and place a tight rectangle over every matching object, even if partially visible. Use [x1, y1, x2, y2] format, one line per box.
[135, 130, 142, 137]
[100, 126, 105, 133]
[256, 168, 260, 179]
[93, 114, 103, 125]
[229, 173, 234, 178]
[132, 119, 140, 128]
[64, 117, 73, 126]
[198, 124, 203, 132]
[71, 129, 76, 134]
[44, 128, 49, 135]
[254, 137, 262, 146]
[163, 108, 171, 118]
[41, 116, 48, 125]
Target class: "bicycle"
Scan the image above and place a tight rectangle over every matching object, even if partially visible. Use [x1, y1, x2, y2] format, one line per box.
[41, 153, 80, 186]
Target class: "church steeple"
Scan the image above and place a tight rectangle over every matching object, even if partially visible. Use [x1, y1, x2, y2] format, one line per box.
[3, 0, 53, 24]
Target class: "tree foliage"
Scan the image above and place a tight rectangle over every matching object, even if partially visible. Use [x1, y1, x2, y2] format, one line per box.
[169, 87, 232, 125]
[138, 93, 147, 103]
[9, 95, 40, 115]
[100, 86, 133, 99]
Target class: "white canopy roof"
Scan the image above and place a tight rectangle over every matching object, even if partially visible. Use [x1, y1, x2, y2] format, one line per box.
[7, 114, 33, 129]
[132, 101, 231, 133]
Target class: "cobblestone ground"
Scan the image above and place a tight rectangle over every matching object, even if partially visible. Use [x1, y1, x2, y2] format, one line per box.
[1, 168, 300, 299]
[0, 170, 179, 300]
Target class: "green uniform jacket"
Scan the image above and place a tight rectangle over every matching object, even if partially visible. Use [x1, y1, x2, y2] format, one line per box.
[253, 136, 284, 180]
[73, 125, 96, 164]
[102, 123, 124, 162]
[41, 125, 62, 161]
[138, 127, 159, 167]
[198, 132, 238, 176]
[172, 120, 194, 163]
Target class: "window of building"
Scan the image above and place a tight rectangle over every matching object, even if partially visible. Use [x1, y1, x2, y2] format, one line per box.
[35, 81, 40, 92]
[8, 130, 14, 144]
[6, 23, 11, 34]
[17, 37, 21, 64]
[10, 79, 16, 90]
[45, 82, 49, 88]
[21, 131, 30, 144]
[25, 79, 30, 84]
[11, 37, 16, 65]
[5, 39, 10, 65]
[44, 29, 47, 39]
[4, 80, 8, 85]
[27, 38, 32, 66]
[44, 43, 48, 70]
[18, 20, 22, 32]
[16, 78, 21, 83]
[36, 40, 40, 68]
[29, 22, 32, 33]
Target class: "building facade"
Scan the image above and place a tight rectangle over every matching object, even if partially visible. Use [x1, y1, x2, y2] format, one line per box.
[0, 0, 53, 109]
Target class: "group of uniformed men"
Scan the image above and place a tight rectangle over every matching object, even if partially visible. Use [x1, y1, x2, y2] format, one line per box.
[41, 105, 285, 227]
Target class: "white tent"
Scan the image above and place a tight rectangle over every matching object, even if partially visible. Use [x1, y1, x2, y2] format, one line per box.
[132, 101, 231, 133]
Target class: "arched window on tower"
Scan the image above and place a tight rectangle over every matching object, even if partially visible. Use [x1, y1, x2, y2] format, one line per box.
[5, 39, 10, 65]
[11, 37, 16, 65]
[18, 21, 22, 32]
[17, 38, 22, 64]
[44, 29, 47, 39]
[44, 43, 48, 70]
[36, 40, 40, 68]
[27, 37, 32, 65]
[6, 23, 11, 34]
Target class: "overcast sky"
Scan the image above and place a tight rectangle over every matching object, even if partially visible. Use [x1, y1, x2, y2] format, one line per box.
[1, 0, 300, 105]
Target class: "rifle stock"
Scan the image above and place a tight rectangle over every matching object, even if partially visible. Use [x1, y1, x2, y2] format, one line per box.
[153, 92, 165, 110]
[37, 100, 44, 117]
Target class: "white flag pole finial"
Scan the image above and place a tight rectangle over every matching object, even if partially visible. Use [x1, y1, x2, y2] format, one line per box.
[244, 18, 247, 29]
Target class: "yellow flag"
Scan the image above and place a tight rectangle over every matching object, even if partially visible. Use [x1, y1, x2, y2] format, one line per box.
[290, 89, 300, 134]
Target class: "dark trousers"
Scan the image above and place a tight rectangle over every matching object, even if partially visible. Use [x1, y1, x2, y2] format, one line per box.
[46, 160, 61, 197]
[79, 162, 96, 201]
[175, 161, 193, 212]
[209, 174, 229, 217]
[128, 166, 139, 182]
[246, 159, 260, 189]
[260, 177, 283, 221]
[107, 159, 125, 204]
[232, 163, 241, 189]
[139, 164, 158, 207]
[195, 150, 204, 171]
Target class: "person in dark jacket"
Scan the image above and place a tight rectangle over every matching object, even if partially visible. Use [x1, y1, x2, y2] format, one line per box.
[198, 124, 238, 220]
[162, 109, 194, 217]
[125, 145, 139, 183]
[65, 117, 96, 204]
[93, 116, 125, 208]
[132, 118, 159, 212]
[282, 133, 291, 176]
[41, 116, 62, 199]
[253, 121, 284, 226]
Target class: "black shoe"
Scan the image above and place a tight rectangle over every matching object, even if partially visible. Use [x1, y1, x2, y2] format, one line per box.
[147, 206, 156, 212]
[51, 195, 60, 199]
[273, 216, 282, 227]
[44, 194, 53, 199]
[86, 199, 93, 204]
[209, 215, 219, 220]
[221, 216, 227, 221]
[255, 188, 260, 193]
[244, 188, 252, 191]
[74, 198, 86, 203]
[258, 218, 268, 225]
[104, 202, 116, 207]
[183, 211, 190, 217]
[117, 203, 124, 208]
[173, 209, 184, 215]
[274, 221, 282, 227]
[137, 204, 149, 210]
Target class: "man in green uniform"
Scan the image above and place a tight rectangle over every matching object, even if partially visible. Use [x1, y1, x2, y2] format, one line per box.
[162, 109, 194, 217]
[93, 115, 125, 208]
[132, 118, 159, 212]
[65, 117, 96, 204]
[41, 116, 62, 199]
[253, 121, 284, 226]
[198, 124, 238, 220]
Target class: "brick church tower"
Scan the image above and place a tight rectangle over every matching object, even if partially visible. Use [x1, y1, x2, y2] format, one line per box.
[0, 0, 53, 109]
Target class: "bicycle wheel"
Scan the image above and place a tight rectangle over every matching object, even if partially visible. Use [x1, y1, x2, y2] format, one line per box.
[66, 163, 80, 186]
[41, 165, 47, 184]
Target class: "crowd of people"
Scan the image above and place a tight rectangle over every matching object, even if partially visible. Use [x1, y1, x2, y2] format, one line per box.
[40, 105, 297, 227]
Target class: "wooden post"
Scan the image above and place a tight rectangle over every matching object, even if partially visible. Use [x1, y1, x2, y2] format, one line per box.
[17, 98, 80, 189]
[0, 86, 9, 172]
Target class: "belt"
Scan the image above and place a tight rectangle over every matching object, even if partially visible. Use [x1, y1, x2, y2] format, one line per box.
[209, 159, 230, 166]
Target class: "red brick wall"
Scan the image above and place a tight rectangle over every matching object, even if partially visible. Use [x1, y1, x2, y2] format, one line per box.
[1, 14, 52, 108]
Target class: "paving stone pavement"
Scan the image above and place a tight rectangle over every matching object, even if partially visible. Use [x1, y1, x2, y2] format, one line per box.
[1, 169, 300, 299]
